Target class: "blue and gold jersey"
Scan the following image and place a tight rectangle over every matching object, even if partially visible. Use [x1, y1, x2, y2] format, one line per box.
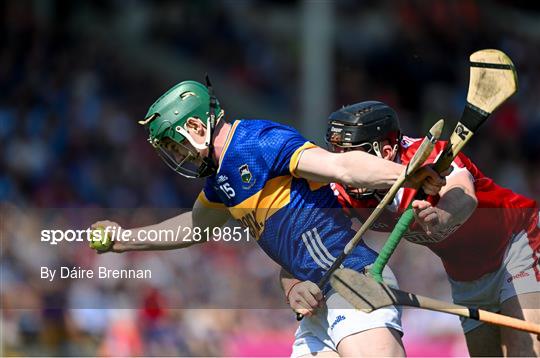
[197, 119, 377, 283]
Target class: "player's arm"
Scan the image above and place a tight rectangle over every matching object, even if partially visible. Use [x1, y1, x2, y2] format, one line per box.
[412, 168, 478, 240]
[280, 268, 323, 317]
[295, 147, 445, 195]
[91, 200, 231, 252]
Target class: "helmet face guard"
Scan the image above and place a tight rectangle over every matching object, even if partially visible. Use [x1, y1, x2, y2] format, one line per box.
[154, 138, 210, 178]
[345, 186, 387, 201]
[326, 137, 375, 155]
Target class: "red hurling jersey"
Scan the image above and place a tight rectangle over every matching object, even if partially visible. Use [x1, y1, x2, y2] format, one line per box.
[333, 136, 539, 281]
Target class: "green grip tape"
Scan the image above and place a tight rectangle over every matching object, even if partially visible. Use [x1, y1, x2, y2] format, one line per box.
[370, 205, 415, 282]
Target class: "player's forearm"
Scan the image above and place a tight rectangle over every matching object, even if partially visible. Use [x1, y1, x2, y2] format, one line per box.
[295, 147, 401, 187]
[115, 211, 202, 252]
[437, 170, 478, 227]
[296, 147, 444, 196]
[437, 186, 478, 229]
[421, 172, 477, 240]
[413, 169, 477, 241]
[338, 150, 403, 189]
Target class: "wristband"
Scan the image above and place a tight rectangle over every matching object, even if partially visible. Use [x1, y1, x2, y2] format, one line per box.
[286, 280, 302, 304]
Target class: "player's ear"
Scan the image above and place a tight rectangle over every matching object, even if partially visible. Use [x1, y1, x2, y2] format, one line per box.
[381, 143, 395, 160]
[186, 117, 206, 136]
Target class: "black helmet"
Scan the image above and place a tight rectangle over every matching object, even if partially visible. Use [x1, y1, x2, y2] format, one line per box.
[326, 101, 401, 157]
[326, 101, 401, 201]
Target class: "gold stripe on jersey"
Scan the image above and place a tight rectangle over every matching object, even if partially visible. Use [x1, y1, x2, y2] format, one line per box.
[217, 120, 240, 171]
[230, 175, 292, 239]
[289, 142, 318, 177]
[196, 191, 226, 209]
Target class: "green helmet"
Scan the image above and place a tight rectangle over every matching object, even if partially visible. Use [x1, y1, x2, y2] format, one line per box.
[139, 79, 223, 178]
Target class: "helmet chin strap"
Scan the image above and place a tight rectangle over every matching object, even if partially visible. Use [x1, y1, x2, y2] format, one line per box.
[174, 122, 217, 177]
[175, 125, 209, 150]
[202, 74, 219, 177]
[372, 141, 383, 158]
[174, 108, 224, 151]
[170, 75, 221, 178]
[390, 143, 399, 162]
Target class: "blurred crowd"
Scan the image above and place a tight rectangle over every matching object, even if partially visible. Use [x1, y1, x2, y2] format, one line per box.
[1, 0, 538, 356]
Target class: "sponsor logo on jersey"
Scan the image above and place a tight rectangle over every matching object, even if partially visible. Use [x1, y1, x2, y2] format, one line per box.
[403, 225, 460, 244]
[330, 315, 346, 330]
[239, 210, 263, 239]
[400, 135, 422, 148]
[403, 231, 442, 244]
[217, 175, 229, 184]
[507, 271, 530, 283]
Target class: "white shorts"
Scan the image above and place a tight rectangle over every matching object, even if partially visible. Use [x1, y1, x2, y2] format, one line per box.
[291, 266, 402, 358]
[449, 221, 540, 333]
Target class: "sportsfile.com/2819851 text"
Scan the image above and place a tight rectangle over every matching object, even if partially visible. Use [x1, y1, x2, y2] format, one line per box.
[40, 226, 251, 245]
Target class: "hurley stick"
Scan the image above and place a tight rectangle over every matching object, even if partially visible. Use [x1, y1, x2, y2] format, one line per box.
[332, 268, 540, 336]
[370, 49, 518, 282]
[296, 119, 444, 320]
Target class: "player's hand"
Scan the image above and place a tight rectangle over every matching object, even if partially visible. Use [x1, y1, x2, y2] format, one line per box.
[90, 220, 123, 253]
[406, 165, 451, 196]
[412, 200, 453, 241]
[287, 280, 324, 317]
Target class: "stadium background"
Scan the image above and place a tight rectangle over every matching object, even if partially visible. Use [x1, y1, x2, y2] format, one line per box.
[1, 0, 539, 356]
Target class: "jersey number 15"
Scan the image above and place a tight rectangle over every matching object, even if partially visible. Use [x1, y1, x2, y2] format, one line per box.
[219, 183, 236, 199]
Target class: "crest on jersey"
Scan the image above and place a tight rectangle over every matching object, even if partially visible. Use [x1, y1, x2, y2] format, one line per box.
[239, 164, 256, 189]
[239, 164, 252, 183]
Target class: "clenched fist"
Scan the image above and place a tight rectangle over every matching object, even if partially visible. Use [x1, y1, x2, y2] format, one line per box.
[286, 280, 325, 317]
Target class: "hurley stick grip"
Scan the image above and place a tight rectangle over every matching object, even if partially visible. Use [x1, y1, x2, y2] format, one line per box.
[369, 146, 452, 282]
[370, 206, 415, 282]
